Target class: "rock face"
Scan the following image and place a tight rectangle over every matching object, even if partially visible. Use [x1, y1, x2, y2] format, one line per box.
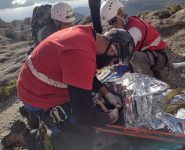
[124, 0, 185, 15]
[0, 18, 31, 45]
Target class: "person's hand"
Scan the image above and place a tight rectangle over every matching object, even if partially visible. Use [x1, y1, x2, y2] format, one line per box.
[108, 108, 119, 124]
[105, 92, 122, 108]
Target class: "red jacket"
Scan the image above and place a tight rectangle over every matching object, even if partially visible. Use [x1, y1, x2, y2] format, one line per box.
[17, 25, 96, 110]
[126, 16, 166, 51]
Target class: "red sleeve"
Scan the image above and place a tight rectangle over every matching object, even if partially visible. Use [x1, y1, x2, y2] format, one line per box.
[61, 50, 96, 90]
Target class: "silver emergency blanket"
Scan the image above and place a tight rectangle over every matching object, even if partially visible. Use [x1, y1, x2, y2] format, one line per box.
[150, 109, 185, 133]
[96, 72, 185, 133]
[108, 73, 169, 128]
[150, 91, 185, 134]
[150, 117, 166, 130]
[170, 91, 185, 104]
[176, 108, 185, 119]
[150, 111, 185, 133]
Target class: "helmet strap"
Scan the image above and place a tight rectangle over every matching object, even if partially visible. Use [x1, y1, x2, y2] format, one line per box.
[114, 15, 125, 28]
[120, 44, 131, 62]
[115, 44, 121, 63]
[123, 15, 128, 28]
[104, 41, 112, 55]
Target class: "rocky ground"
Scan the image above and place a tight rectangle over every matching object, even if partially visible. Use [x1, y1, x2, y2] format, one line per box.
[0, 41, 30, 150]
[0, 8, 185, 150]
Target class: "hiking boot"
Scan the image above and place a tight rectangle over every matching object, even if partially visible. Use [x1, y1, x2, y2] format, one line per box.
[19, 106, 39, 129]
[1, 120, 28, 148]
[27, 112, 40, 129]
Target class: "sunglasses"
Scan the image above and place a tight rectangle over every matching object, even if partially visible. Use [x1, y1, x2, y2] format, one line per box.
[108, 17, 117, 26]
[66, 10, 75, 20]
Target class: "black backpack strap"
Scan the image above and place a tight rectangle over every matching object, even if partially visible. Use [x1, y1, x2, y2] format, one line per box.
[88, 0, 102, 34]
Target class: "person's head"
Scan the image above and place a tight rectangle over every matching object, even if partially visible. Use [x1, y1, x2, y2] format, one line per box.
[100, 0, 126, 29]
[51, 2, 75, 29]
[96, 28, 135, 69]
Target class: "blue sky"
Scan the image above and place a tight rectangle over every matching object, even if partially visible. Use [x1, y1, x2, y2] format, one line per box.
[0, 0, 88, 22]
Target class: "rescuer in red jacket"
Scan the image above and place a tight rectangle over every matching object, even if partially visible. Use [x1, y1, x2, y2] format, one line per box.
[2, 25, 135, 150]
[100, 0, 168, 79]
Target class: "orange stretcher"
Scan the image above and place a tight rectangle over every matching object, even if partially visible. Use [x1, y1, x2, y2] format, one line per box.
[94, 88, 185, 145]
[95, 124, 185, 145]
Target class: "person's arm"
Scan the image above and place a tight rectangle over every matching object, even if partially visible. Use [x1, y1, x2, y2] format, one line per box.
[68, 85, 118, 126]
[88, 0, 102, 33]
[61, 47, 119, 126]
[92, 76, 122, 108]
[92, 76, 107, 93]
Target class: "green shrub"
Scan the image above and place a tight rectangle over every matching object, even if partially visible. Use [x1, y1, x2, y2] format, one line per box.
[0, 78, 17, 99]
[166, 4, 182, 15]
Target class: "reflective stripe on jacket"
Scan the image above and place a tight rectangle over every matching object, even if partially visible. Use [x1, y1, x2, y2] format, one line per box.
[126, 16, 166, 51]
[26, 55, 67, 89]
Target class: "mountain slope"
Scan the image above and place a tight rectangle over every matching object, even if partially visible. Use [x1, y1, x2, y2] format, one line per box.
[123, 0, 185, 15]
[74, 7, 90, 16]
[75, 12, 85, 23]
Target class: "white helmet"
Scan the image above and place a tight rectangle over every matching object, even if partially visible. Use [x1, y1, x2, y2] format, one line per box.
[100, 0, 124, 25]
[51, 2, 75, 23]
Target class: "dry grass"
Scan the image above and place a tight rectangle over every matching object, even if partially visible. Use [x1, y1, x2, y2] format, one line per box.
[0, 41, 30, 103]
[0, 78, 17, 97]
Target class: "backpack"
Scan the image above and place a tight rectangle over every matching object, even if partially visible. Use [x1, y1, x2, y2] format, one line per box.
[30, 4, 53, 45]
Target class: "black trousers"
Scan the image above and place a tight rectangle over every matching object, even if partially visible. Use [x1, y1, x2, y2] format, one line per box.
[51, 122, 95, 150]
[23, 103, 95, 150]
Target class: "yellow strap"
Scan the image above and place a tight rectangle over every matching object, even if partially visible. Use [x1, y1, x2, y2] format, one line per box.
[165, 88, 184, 103]
[39, 122, 53, 150]
[164, 88, 185, 114]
